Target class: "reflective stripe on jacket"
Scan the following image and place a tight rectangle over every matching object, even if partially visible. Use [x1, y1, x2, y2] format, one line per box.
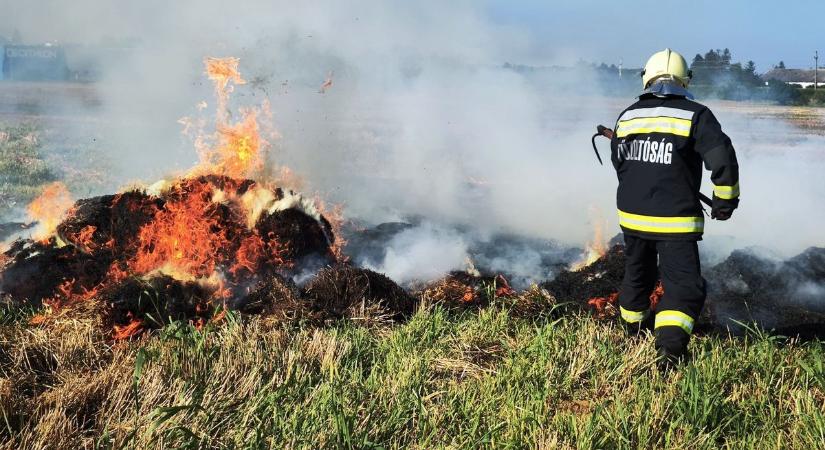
[610, 94, 739, 240]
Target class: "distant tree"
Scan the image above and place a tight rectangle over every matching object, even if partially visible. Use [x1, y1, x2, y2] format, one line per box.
[777, 61, 786, 69]
[11, 28, 21, 43]
[722, 48, 732, 65]
[704, 49, 719, 63]
[766, 79, 801, 105]
[745, 61, 756, 74]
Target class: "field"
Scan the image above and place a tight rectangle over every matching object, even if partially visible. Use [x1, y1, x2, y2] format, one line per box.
[1, 82, 824, 449]
[2, 298, 824, 449]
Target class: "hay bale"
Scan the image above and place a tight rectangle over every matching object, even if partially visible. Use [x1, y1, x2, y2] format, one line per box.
[302, 265, 414, 320]
[256, 208, 335, 265]
[56, 191, 161, 256]
[0, 239, 110, 307]
[233, 274, 309, 320]
[97, 275, 213, 330]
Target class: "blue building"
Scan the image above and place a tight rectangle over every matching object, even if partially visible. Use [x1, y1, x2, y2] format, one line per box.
[2, 45, 69, 81]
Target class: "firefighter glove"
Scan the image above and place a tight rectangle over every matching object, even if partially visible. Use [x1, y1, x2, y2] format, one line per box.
[711, 195, 737, 221]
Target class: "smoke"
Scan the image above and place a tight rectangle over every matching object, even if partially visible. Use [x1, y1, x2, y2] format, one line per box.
[701, 107, 825, 259]
[793, 282, 825, 311]
[2, 0, 824, 286]
[363, 223, 469, 284]
[351, 221, 579, 288]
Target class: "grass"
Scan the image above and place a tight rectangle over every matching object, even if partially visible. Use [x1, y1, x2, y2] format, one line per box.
[0, 123, 58, 219]
[0, 121, 113, 222]
[0, 292, 823, 449]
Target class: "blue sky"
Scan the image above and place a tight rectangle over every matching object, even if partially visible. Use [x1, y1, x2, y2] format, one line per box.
[487, 0, 823, 72]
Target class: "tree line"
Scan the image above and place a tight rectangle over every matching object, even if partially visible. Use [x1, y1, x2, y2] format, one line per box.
[688, 48, 814, 105]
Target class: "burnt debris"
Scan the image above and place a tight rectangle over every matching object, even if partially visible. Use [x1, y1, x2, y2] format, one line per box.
[541, 241, 825, 335]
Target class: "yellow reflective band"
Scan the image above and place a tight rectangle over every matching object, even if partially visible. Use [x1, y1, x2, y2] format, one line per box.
[617, 210, 704, 234]
[620, 306, 648, 323]
[616, 116, 692, 138]
[714, 182, 740, 200]
[655, 310, 695, 334]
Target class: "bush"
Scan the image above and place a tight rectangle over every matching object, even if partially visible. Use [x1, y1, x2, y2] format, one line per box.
[798, 87, 825, 106]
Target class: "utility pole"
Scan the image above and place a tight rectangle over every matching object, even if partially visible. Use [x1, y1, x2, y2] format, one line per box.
[815, 51, 819, 90]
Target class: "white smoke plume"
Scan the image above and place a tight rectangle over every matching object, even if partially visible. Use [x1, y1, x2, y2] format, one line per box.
[364, 223, 470, 284]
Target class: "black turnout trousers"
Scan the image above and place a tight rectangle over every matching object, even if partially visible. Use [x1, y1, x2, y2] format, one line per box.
[618, 234, 707, 355]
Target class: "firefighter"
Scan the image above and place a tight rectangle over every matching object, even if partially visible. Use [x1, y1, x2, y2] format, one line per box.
[609, 48, 740, 370]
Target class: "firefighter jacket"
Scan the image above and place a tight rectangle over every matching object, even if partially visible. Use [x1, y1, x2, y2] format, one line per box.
[610, 93, 740, 240]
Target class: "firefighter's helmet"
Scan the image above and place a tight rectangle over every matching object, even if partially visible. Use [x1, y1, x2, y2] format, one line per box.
[641, 49, 692, 89]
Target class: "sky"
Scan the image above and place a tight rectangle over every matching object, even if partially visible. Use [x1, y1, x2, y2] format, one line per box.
[487, 0, 824, 72]
[1, 0, 822, 72]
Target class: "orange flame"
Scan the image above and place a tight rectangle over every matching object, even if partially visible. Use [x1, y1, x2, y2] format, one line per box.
[129, 181, 227, 278]
[649, 282, 664, 309]
[205, 57, 246, 124]
[230, 233, 265, 276]
[27, 182, 73, 242]
[587, 292, 618, 316]
[494, 274, 516, 298]
[571, 215, 608, 271]
[113, 312, 144, 340]
[188, 58, 269, 180]
[461, 287, 476, 303]
[69, 225, 98, 253]
[315, 198, 346, 261]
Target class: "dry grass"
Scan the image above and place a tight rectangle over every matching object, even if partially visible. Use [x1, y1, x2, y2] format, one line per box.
[1, 287, 822, 449]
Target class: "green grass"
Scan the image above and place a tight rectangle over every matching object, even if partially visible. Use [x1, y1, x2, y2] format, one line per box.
[0, 121, 113, 221]
[0, 123, 58, 219]
[1, 294, 823, 449]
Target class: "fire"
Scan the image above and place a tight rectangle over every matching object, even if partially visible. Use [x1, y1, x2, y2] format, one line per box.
[210, 109, 265, 179]
[230, 233, 266, 276]
[205, 56, 246, 123]
[649, 282, 664, 309]
[27, 182, 73, 242]
[43, 279, 76, 308]
[11, 57, 341, 339]
[129, 180, 228, 278]
[315, 198, 347, 261]
[571, 218, 608, 271]
[461, 287, 476, 303]
[494, 275, 516, 298]
[113, 312, 143, 340]
[587, 284, 665, 317]
[68, 225, 98, 253]
[189, 57, 268, 180]
[588, 292, 618, 311]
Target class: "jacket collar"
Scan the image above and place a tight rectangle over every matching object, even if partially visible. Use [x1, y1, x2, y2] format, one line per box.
[640, 81, 695, 100]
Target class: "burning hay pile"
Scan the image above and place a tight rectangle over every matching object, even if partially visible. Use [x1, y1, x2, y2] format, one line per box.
[0, 57, 419, 337]
[0, 175, 339, 336]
